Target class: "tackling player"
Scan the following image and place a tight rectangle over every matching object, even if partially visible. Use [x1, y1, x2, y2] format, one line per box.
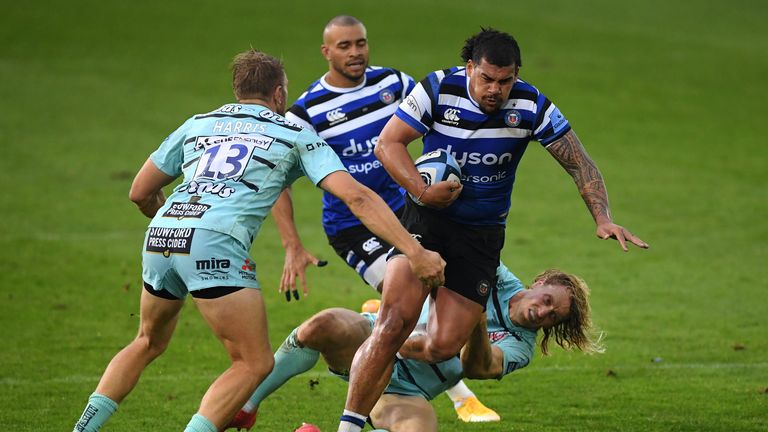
[70, 49, 444, 432]
[340, 28, 648, 432]
[269, 15, 500, 423]
[227, 263, 602, 431]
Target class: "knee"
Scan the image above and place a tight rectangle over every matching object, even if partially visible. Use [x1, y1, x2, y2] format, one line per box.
[425, 338, 462, 362]
[297, 309, 346, 344]
[134, 332, 170, 359]
[236, 356, 274, 387]
[375, 313, 417, 346]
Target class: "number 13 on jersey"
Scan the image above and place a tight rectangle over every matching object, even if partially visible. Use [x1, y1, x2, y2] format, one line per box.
[193, 139, 259, 181]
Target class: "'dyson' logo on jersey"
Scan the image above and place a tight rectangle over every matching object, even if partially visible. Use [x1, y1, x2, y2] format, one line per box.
[445, 144, 514, 166]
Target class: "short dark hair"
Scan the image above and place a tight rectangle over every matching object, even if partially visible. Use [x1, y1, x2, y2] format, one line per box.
[460, 27, 522, 68]
[325, 15, 363, 30]
[231, 50, 285, 100]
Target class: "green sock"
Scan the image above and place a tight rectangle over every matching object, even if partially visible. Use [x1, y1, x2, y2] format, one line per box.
[72, 393, 118, 432]
[243, 327, 320, 412]
[184, 413, 217, 432]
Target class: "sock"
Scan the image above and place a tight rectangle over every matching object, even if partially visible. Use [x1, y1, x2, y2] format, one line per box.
[446, 380, 476, 407]
[242, 327, 320, 413]
[184, 413, 217, 432]
[72, 393, 118, 432]
[338, 410, 367, 432]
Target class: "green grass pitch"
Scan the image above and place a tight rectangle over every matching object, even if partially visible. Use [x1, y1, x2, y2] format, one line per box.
[1, 0, 766, 430]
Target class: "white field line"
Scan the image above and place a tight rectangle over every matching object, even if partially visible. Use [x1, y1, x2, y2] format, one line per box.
[2, 362, 767, 386]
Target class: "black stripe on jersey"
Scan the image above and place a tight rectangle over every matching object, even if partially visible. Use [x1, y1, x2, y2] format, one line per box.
[429, 364, 448, 383]
[395, 359, 431, 396]
[314, 98, 391, 132]
[508, 88, 538, 102]
[419, 75, 439, 112]
[274, 137, 294, 149]
[534, 98, 552, 133]
[193, 113, 303, 132]
[183, 156, 200, 169]
[287, 105, 311, 124]
[239, 179, 259, 192]
[366, 69, 396, 87]
[251, 155, 276, 169]
[303, 90, 338, 108]
[491, 286, 512, 333]
[183, 136, 197, 145]
[441, 83, 466, 99]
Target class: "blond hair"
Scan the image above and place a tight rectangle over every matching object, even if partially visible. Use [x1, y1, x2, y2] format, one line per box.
[533, 269, 604, 355]
[231, 50, 284, 101]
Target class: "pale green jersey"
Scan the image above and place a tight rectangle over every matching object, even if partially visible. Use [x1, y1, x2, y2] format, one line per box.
[148, 103, 346, 247]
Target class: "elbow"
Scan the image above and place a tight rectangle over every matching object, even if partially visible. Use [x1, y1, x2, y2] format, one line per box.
[463, 365, 497, 380]
[128, 186, 149, 206]
[373, 140, 385, 161]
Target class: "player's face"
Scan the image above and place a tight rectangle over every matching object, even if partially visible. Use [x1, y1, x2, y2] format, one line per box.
[466, 58, 518, 114]
[511, 283, 571, 330]
[322, 23, 369, 85]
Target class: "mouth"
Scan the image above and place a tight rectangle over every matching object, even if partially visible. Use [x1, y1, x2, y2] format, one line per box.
[347, 59, 365, 69]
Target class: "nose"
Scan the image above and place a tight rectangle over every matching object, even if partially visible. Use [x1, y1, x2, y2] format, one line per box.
[488, 81, 501, 95]
[537, 305, 552, 319]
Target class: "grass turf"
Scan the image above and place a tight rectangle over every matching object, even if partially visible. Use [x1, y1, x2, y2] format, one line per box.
[1, 0, 766, 430]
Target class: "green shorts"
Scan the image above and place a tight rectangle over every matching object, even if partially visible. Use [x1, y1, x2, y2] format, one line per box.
[141, 227, 259, 299]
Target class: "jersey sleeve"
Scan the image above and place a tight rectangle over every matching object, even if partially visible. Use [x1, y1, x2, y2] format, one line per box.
[492, 333, 535, 379]
[532, 93, 571, 146]
[294, 129, 347, 186]
[285, 95, 316, 132]
[394, 76, 435, 135]
[400, 70, 416, 99]
[149, 119, 189, 177]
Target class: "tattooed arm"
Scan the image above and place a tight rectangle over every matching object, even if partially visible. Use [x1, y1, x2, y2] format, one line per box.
[546, 129, 649, 251]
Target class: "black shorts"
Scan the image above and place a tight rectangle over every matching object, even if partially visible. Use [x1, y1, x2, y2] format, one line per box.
[390, 199, 504, 307]
[327, 206, 404, 288]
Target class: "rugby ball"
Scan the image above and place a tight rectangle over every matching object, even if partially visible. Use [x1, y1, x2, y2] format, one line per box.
[408, 149, 462, 205]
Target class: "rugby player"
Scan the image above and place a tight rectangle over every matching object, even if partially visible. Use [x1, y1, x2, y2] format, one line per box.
[339, 28, 648, 432]
[70, 49, 444, 432]
[269, 15, 499, 423]
[227, 263, 601, 431]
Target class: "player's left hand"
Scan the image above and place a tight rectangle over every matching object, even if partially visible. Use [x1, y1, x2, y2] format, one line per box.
[419, 180, 463, 209]
[596, 222, 649, 252]
[279, 246, 327, 301]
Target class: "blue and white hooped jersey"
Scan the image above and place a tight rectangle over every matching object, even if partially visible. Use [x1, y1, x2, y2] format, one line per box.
[393, 263, 537, 400]
[285, 66, 415, 236]
[395, 67, 571, 226]
[148, 103, 346, 248]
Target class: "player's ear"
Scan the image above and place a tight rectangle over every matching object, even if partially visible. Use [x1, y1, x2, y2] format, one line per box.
[321, 44, 330, 61]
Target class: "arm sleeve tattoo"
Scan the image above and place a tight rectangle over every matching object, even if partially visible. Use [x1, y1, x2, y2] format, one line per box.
[546, 130, 612, 223]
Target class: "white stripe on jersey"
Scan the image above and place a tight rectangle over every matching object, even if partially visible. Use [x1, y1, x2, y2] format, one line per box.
[432, 122, 531, 139]
[438, 94, 484, 114]
[502, 98, 535, 112]
[533, 103, 558, 136]
[305, 73, 403, 118]
[316, 103, 400, 139]
[285, 112, 315, 132]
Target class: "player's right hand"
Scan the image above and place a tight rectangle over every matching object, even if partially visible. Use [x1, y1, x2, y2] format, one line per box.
[419, 180, 462, 209]
[409, 249, 446, 289]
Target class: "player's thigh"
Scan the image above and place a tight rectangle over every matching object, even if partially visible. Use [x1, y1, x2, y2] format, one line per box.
[136, 286, 184, 344]
[427, 287, 484, 354]
[370, 393, 437, 432]
[193, 288, 270, 361]
[301, 309, 374, 372]
[377, 257, 430, 335]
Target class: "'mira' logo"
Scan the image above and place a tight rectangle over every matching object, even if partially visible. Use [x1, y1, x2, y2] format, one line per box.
[195, 258, 230, 271]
